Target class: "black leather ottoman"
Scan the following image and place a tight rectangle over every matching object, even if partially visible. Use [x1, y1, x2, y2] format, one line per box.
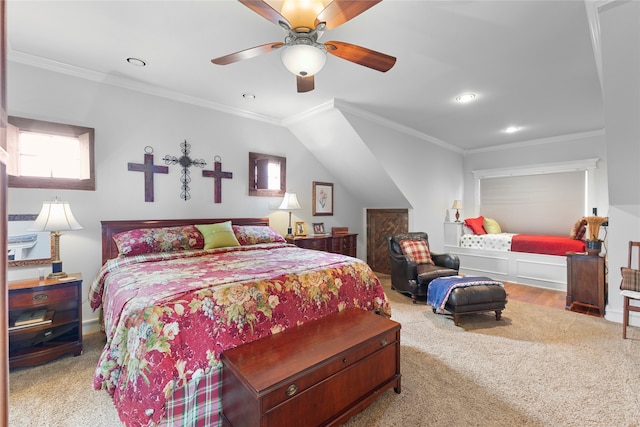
[431, 281, 507, 326]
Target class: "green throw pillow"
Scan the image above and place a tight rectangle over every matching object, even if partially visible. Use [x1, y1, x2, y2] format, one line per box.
[196, 221, 240, 249]
[483, 217, 502, 234]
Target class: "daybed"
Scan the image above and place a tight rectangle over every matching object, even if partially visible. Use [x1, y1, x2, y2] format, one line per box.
[443, 216, 588, 291]
[90, 218, 390, 427]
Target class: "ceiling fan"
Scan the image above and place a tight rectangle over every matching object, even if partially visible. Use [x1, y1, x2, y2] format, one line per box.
[211, 0, 396, 93]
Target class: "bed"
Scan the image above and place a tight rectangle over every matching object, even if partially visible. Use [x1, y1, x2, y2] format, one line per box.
[444, 218, 587, 291]
[90, 218, 390, 427]
[459, 233, 586, 256]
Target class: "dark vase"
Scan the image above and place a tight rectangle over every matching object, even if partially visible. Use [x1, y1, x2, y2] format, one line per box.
[586, 239, 602, 256]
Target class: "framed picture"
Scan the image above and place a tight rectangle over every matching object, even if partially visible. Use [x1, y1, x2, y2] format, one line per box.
[295, 221, 307, 237]
[312, 222, 326, 235]
[312, 181, 333, 216]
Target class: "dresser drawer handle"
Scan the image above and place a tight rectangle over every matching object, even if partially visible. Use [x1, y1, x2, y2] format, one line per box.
[285, 384, 298, 397]
[380, 337, 388, 347]
[33, 294, 48, 302]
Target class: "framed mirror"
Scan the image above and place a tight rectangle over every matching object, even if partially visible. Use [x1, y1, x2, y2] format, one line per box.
[8, 214, 54, 268]
[248, 152, 286, 197]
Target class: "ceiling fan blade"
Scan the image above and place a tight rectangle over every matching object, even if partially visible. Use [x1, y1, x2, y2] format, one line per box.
[315, 0, 381, 30]
[297, 75, 315, 93]
[238, 0, 291, 28]
[211, 42, 284, 65]
[325, 41, 396, 72]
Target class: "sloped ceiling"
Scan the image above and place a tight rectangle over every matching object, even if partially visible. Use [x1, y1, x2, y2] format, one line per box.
[6, 0, 604, 152]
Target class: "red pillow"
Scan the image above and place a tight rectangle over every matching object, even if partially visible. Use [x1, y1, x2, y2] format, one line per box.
[464, 216, 487, 235]
[399, 239, 434, 265]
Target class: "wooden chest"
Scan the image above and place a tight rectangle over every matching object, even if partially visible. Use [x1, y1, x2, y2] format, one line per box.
[221, 308, 401, 427]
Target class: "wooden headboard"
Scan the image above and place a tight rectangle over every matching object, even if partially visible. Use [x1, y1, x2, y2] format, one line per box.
[101, 217, 270, 266]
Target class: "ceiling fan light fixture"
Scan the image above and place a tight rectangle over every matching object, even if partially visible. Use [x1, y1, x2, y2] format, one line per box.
[281, 44, 327, 77]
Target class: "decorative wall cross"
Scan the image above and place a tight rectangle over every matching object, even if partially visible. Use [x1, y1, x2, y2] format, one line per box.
[202, 156, 233, 203]
[127, 146, 168, 202]
[163, 140, 206, 201]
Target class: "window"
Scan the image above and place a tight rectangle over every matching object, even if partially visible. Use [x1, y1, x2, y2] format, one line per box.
[473, 159, 598, 235]
[7, 116, 95, 190]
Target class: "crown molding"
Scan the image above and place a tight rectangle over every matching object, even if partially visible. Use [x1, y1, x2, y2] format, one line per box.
[465, 128, 605, 155]
[7, 49, 281, 126]
[472, 158, 600, 180]
[282, 98, 464, 154]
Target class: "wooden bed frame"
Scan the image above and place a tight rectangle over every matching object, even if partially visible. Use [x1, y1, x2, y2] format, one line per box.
[101, 217, 270, 266]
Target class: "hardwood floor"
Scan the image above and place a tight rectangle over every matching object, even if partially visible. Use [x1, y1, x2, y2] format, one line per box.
[503, 281, 567, 310]
[377, 272, 568, 311]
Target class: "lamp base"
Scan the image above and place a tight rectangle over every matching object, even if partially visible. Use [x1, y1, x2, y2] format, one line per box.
[286, 227, 294, 239]
[47, 271, 68, 280]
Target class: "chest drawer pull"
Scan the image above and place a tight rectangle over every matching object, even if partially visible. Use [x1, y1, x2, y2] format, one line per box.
[33, 294, 48, 302]
[285, 384, 298, 397]
[380, 337, 388, 347]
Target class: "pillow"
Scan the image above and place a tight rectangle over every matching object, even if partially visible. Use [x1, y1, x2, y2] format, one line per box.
[196, 221, 240, 250]
[464, 216, 487, 235]
[232, 225, 286, 245]
[484, 217, 502, 234]
[570, 218, 587, 240]
[113, 225, 204, 257]
[399, 239, 434, 265]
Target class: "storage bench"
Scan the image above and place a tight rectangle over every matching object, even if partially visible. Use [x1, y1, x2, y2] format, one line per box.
[220, 308, 401, 427]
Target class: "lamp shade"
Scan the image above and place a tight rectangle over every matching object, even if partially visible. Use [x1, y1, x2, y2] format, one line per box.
[29, 199, 83, 232]
[279, 192, 302, 210]
[451, 200, 463, 210]
[281, 45, 327, 77]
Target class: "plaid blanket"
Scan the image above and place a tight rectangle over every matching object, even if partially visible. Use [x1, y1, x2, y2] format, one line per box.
[427, 276, 503, 314]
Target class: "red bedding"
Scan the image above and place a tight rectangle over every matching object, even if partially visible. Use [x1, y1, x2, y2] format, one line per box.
[511, 234, 586, 256]
[89, 242, 390, 427]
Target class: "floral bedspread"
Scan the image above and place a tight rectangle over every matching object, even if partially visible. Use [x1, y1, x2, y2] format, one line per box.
[90, 243, 390, 426]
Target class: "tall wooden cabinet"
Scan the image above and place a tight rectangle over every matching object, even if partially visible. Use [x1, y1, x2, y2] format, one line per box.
[566, 253, 605, 316]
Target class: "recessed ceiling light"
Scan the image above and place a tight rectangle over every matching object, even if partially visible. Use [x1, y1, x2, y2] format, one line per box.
[126, 57, 147, 67]
[504, 126, 521, 133]
[242, 93, 256, 99]
[455, 93, 477, 103]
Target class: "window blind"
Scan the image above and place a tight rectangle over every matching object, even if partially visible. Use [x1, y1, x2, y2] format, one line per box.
[480, 171, 585, 235]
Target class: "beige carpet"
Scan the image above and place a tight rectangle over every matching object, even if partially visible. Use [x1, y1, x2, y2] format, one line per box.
[9, 276, 640, 426]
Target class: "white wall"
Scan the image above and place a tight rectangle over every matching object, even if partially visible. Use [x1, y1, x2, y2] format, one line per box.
[599, 0, 640, 326]
[6, 62, 363, 333]
[344, 112, 465, 252]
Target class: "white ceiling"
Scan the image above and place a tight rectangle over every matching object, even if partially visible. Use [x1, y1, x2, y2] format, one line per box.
[6, 0, 604, 152]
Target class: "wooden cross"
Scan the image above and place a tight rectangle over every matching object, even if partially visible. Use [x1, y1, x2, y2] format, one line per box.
[128, 151, 168, 202]
[203, 157, 233, 203]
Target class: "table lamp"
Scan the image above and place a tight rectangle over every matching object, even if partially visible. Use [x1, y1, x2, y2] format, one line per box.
[452, 200, 463, 222]
[28, 197, 83, 279]
[279, 192, 301, 239]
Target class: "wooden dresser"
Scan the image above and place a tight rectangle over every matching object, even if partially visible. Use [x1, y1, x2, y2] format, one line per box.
[287, 233, 358, 257]
[221, 308, 401, 427]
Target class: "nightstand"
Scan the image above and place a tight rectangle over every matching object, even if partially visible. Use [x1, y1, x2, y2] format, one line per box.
[8, 274, 83, 368]
[566, 253, 606, 316]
